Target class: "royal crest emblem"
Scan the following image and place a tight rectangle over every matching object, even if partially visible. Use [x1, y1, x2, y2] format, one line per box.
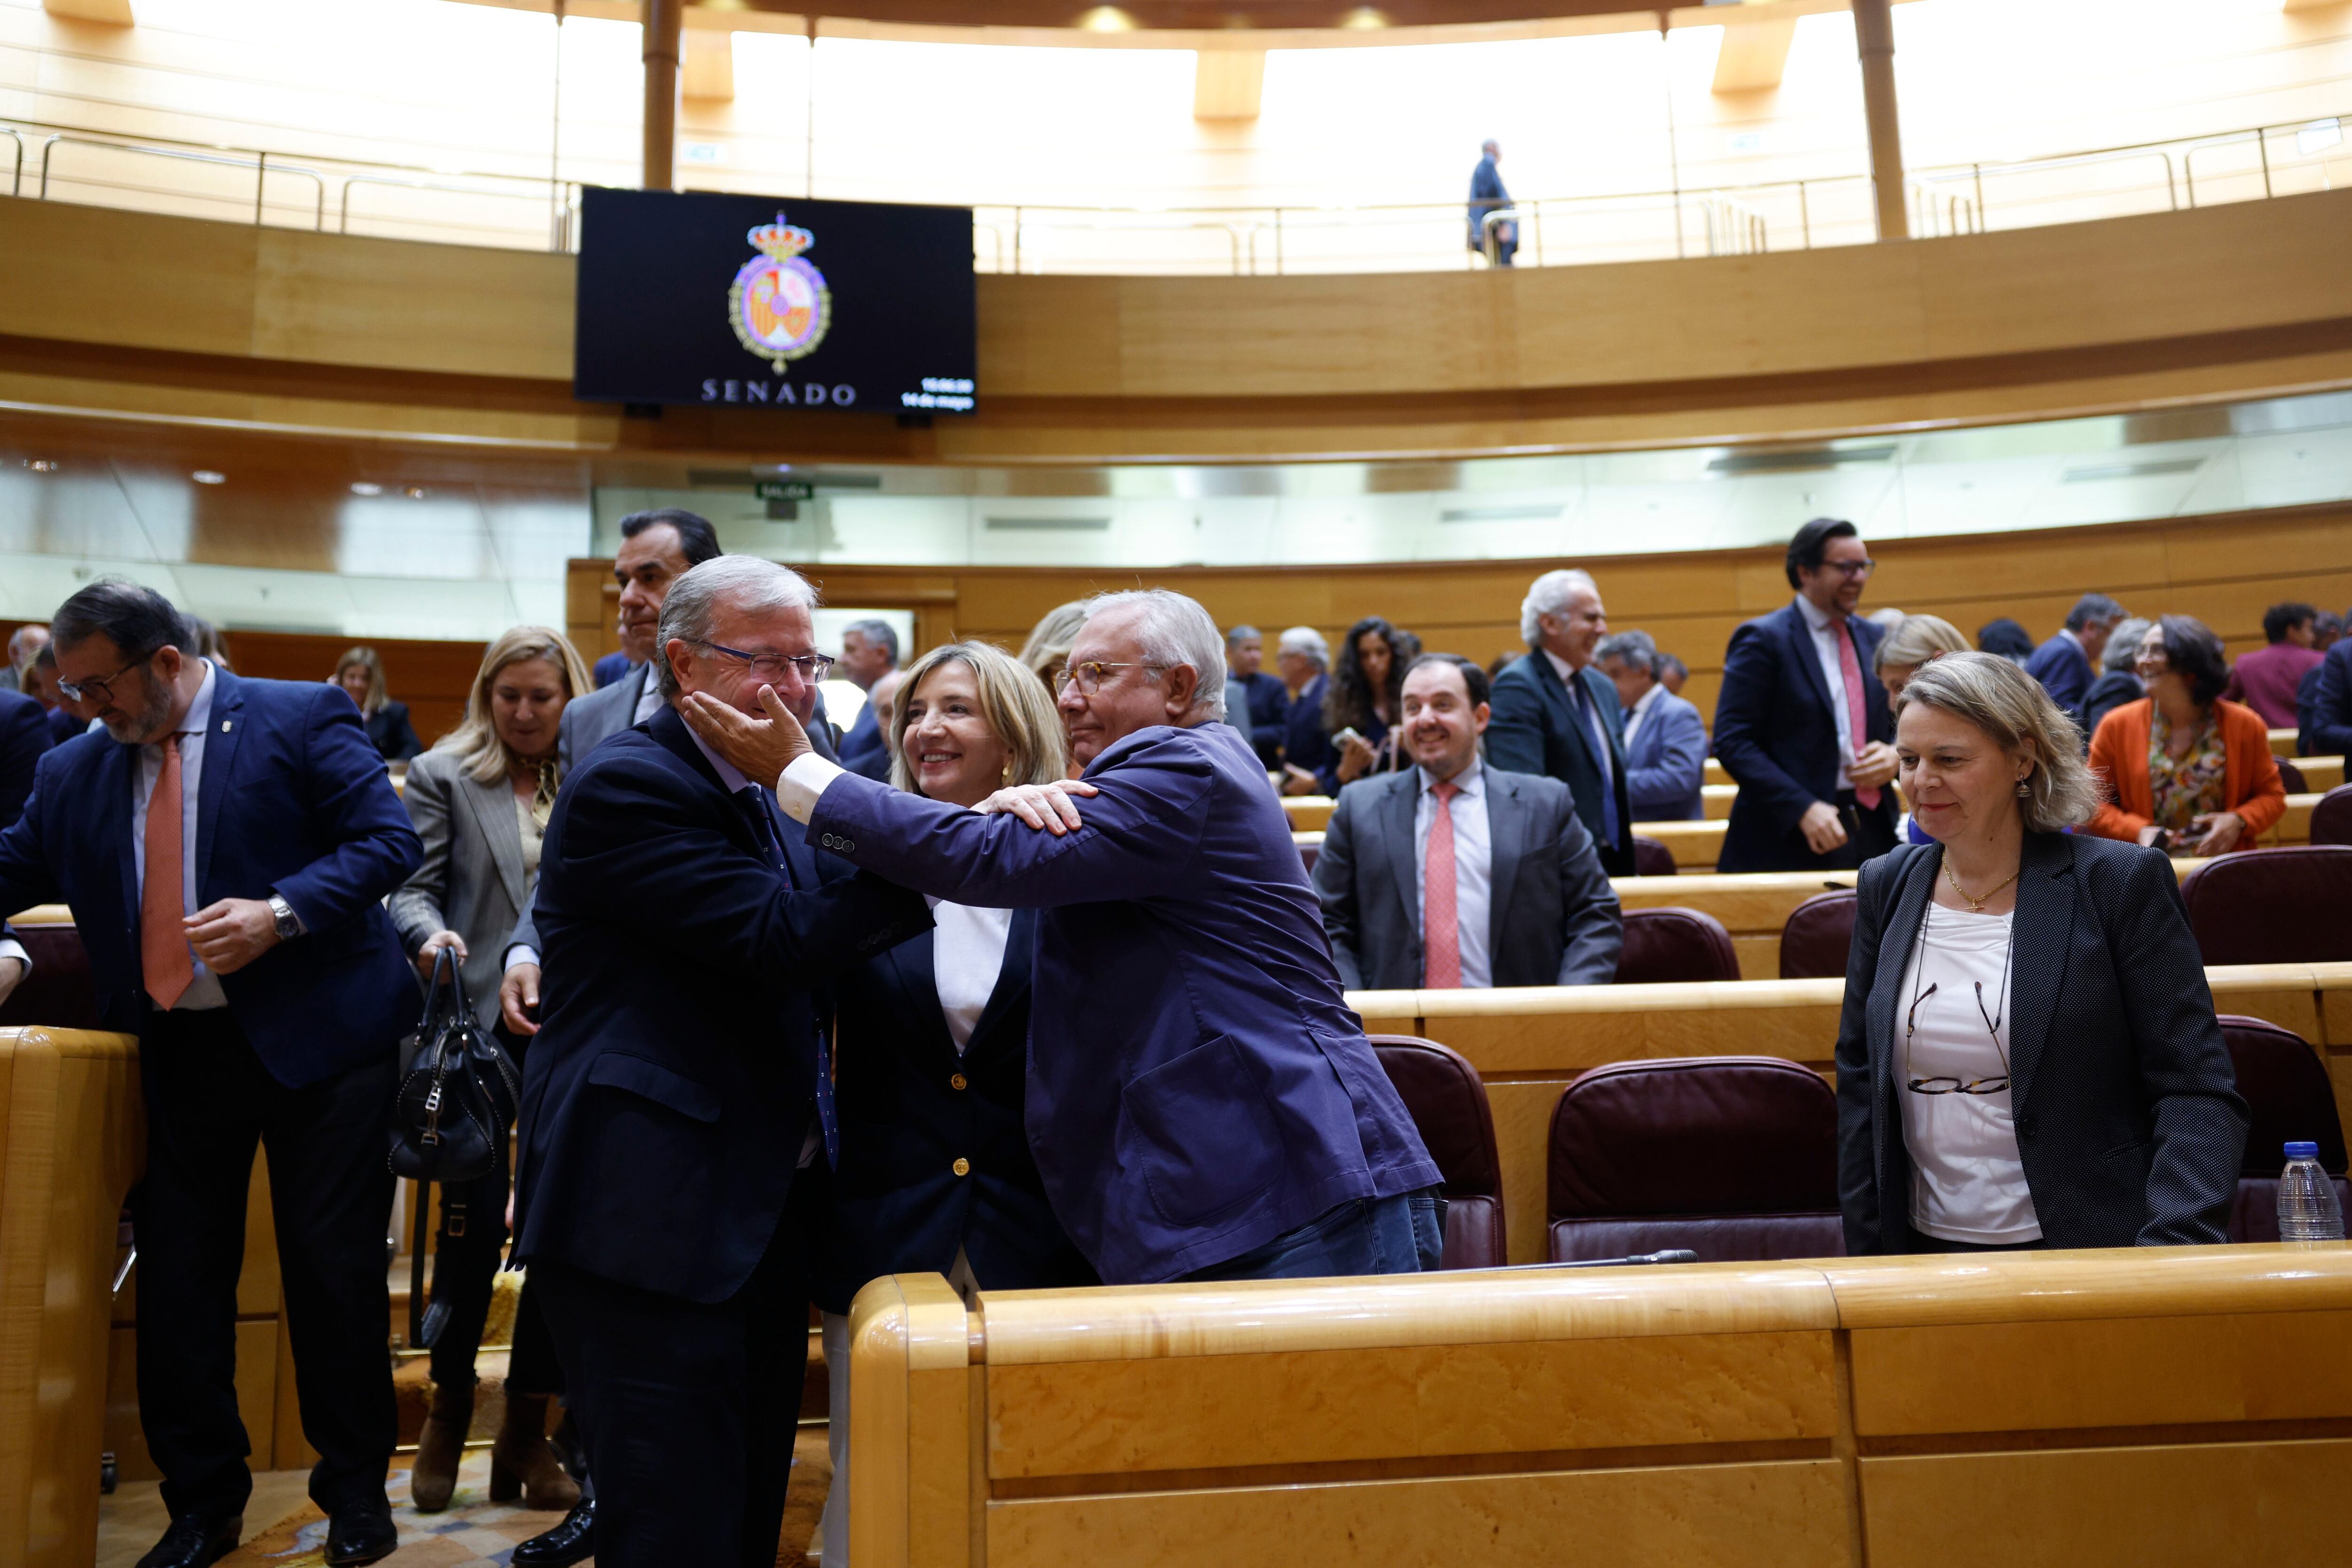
[729, 213, 832, 370]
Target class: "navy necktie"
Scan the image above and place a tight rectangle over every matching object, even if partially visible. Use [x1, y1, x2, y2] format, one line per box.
[739, 787, 838, 1168]
[1569, 672, 1621, 849]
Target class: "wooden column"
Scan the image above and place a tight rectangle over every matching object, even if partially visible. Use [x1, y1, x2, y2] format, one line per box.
[642, 0, 683, 191]
[1852, 0, 1909, 240]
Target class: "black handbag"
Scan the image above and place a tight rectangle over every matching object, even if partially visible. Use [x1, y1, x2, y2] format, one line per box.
[389, 947, 520, 1348]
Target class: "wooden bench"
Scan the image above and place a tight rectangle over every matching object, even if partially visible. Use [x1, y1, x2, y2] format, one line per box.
[849, 1245, 2352, 1568]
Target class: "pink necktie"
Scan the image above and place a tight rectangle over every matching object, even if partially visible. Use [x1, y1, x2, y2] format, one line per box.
[1835, 620, 1881, 809]
[143, 734, 194, 1010]
[1424, 781, 1462, 989]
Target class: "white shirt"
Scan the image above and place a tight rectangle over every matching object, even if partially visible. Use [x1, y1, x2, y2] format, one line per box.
[1540, 647, 1616, 793]
[1894, 903, 2041, 1244]
[928, 899, 1013, 1052]
[133, 660, 230, 1011]
[1621, 680, 1665, 749]
[1412, 760, 1493, 989]
[1795, 595, 1859, 790]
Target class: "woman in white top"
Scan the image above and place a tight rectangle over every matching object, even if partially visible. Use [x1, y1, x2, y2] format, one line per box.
[810, 641, 1095, 1567]
[1836, 652, 2245, 1255]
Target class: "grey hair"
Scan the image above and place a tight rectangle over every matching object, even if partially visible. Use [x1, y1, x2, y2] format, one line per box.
[842, 616, 899, 664]
[1874, 613, 1970, 674]
[1224, 623, 1261, 648]
[1277, 625, 1329, 668]
[1083, 589, 1228, 721]
[2065, 592, 2129, 633]
[1520, 568, 1598, 647]
[654, 556, 818, 699]
[1894, 651, 2098, 832]
[2103, 617, 2151, 673]
[1595, 629, 1660, 678]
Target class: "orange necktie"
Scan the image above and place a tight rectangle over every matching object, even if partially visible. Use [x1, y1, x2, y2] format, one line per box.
[143, 734, 194, 1011]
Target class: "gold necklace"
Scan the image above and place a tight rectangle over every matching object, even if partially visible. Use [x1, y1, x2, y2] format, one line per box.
[1942, 856, 2020, 913]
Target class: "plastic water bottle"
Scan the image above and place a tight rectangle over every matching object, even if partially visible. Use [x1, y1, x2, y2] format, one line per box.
[2278, 1142, 2346, 1242]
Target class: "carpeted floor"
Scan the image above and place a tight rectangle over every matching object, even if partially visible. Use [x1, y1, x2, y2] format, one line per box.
[204, 1426, 833, 1568]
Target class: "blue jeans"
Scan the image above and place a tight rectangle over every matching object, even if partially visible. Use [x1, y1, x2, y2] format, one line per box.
[1181, 1189, 1446, 1282]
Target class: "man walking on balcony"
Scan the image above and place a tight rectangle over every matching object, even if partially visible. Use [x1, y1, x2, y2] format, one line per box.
[1469, 139, 1516, 266]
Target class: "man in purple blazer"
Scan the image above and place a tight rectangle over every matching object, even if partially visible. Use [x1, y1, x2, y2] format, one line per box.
[686, 588, 1442, 1286]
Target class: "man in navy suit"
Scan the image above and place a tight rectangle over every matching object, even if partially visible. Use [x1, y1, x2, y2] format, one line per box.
[1485, 569, 1637, 877]
[0, 581, 421, 1568]
[1224, 624, 1291, 771]
[833, 617, 901, 781]
[0, 685, 51, 829]
[1468, 138, 1515, 265]
[2024, 592, 2128, 728]
[513, 557, 930, 1568]
[1596, 630, 1707, 821]
[1714, 518, 1900, 873]
[1276, 625, 1333, 795]
[690, 588, 1442, 1286]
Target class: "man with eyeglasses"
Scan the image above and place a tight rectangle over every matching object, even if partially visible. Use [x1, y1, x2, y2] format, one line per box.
[0, 579, 422, 1568]
[685, 587, 1444, 1288]
[1715, 516, 1902, 873]
[511, 556, 929, 1568]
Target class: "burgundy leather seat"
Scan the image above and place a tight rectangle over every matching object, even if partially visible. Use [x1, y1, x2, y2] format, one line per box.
[1615, 907, 1740, 985]
[1297, 840, 1319, 875]
[1630, 836, 1679, 878]
[1370, 1035, 1507, 1269]
[1778, 888, 1858, 980]
[2312, 784, 2352, 848]
[2219, 1015, 2352, 1243]
[2179, 845, 2352, 965]
[1548, 1055, 1844, 1263]
[0, 919, 103, 1032]
[2276, 759, 2307, 795]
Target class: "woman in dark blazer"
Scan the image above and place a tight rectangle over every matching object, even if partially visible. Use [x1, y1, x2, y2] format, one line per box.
[334, 645, 423, 761]
[1837, 651, 2245, 1255]
[811, 639, 1095, 1567]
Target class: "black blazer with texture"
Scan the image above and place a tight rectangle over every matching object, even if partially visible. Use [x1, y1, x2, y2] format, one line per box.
[1835, 831, 2246, 1254]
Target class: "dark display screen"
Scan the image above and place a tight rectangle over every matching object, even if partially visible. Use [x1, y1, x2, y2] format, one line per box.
[572, 187, 977, 415]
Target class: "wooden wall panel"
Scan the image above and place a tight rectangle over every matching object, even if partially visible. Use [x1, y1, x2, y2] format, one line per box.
[221, 629, 490, 752]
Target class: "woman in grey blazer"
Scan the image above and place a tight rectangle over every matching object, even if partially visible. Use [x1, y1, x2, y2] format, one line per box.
[1837, 652, 2245, 1256]
[391, 626, 592, 1515]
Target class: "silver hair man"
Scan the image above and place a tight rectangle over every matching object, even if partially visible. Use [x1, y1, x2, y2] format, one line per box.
[654, 557, 818, 699]
[1084, 589, 1228, 722]
[1277, 626, 1330, 669]
[1519, 568, 1599, 647]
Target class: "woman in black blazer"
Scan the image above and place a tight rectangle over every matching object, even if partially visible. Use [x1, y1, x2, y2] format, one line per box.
[811, 640, 1095, 1566]
[1837, 651, 2245, 1255]
[334, 645, 423, 761]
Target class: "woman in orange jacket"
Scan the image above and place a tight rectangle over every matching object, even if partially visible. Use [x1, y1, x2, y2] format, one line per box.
[2086, 615, 2285, 856]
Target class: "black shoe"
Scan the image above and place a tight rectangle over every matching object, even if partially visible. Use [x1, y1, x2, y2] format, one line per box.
[133, 1513, 242, 1568]
[510, 1495, 596, 1567]
[323, 1504, 398, 1567]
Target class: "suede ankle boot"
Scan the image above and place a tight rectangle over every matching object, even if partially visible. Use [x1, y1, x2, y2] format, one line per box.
[410, 1379, 474, 1513]
[491, 1393, 584, 1511]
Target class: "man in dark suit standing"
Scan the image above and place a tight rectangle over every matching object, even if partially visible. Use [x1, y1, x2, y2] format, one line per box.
[1485, 568, 1636, 877]
[691, 588, 1442, 1285]
[832, 617, 901, 780]
[1276, 625, 1332, 795]
[1224, 624, 1290, 771]
[514, 557, 929, 1568]
[0, 684, 52, 829]
[0, 581, 421, 1568]
[1715, 518, 1900, 873]
[1314, 653, 1619, 990]
[2024, 592, 2127, 728]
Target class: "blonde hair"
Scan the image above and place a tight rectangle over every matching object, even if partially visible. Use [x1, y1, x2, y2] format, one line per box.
[1017, 602, 1089, 690]
[1894, 651, 2098, 832]
[333, 647, 387, 715]
[886, 641, 1068, 795]
[436, 627, 593, 785]
[1874, 613, 1970, 674]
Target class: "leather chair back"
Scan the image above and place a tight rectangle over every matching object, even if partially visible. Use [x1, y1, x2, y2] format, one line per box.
[1297, 840, 1319, 875]
[1630, 836, 1678, 878]
[2312, 784, 2352, 848]
[1370, 1036, 1507, 1269]
[1548, 1055, 1843, 1263]
[0, 919, 102, 1031]
[1778, 889, 1857, 980]
[2219, 1014, 2352, 1243]
[2276, 759, 2308, 795]
[2179, 846, 2352, 965]
[1615, 907, 1740, 985]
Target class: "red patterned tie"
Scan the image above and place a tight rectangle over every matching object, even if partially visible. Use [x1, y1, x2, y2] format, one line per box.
[1424, 781, 1462, 989]
[1835, 620, 1882, 809]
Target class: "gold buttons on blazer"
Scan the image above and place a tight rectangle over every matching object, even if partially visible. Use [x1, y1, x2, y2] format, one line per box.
[950, 1073, 968, 1091]
[952, 1157, 971, 1177]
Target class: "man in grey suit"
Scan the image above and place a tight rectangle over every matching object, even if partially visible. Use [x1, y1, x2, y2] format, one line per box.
[1314, 653, 1620, 991]
[1597, 630, 1707, 822]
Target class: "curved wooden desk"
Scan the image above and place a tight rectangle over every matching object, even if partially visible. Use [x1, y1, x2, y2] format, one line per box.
[852, 1244, 2352, 1568]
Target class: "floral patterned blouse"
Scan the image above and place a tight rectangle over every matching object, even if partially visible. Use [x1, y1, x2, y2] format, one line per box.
[2147, 705, 2227, 832]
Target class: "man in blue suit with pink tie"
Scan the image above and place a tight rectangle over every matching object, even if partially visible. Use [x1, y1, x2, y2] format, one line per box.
[688, 587, 1442, 1286]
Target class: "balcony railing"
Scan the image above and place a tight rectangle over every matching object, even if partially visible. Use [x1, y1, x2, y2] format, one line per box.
[1, 112, 2343, 275]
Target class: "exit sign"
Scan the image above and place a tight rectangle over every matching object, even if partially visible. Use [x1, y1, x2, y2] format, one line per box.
[755, 479, 815, 501]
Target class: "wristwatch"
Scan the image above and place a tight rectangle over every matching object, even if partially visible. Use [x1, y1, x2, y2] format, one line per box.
[266, 894, 303, 942]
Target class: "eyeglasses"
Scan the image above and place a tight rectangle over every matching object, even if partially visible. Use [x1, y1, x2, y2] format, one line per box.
[1823, 559, 1877, 579]
[1904, 982, 2012, 1095]
[57, 655, 144, 705]
[691, 641, 834, 683]
[1054, 660, 1163, 697]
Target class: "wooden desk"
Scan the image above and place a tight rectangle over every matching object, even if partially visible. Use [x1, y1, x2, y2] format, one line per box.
[2272, 727, 2299, 758]
[1280, 796, 1334, 833]
[851, 1244, 2352, 1568]
[2294, 755, 2345, 793]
